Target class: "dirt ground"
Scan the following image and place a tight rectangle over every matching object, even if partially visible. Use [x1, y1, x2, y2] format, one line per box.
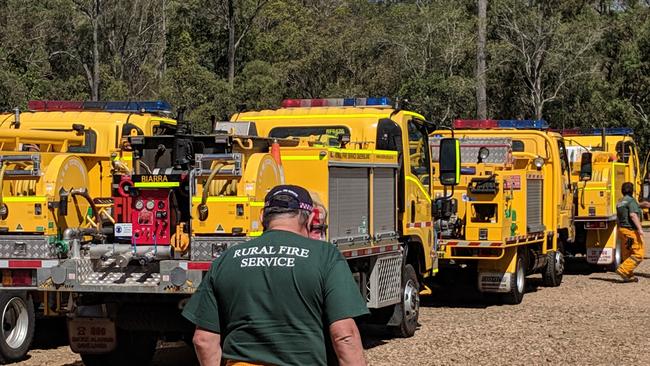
[14, 251, 650, 366]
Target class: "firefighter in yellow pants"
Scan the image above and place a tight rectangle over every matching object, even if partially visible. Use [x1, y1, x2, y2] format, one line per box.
[616, 182, 645, 282]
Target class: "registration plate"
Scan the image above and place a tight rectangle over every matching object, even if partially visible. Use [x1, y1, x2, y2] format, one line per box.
[586, 247, 613, 264]
[68, 318, 117, 354]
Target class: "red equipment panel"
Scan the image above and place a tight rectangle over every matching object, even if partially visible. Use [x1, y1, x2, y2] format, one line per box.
[131, 189, 172, 245]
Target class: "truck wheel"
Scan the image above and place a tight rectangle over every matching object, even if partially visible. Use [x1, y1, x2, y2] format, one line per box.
[80, 329, 157, 366]
[542, 250, 564, 287]
[502, 255, 525, 305]
[389, 264, 419, 338]
[608, 241, 622, 272]
[0, 292, 35, 363]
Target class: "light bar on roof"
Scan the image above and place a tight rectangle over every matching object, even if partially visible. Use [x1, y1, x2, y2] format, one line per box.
[559, 127, 633, 136]
[27, 100, 172, 114]
[27, 100, 83, 111]
[498, 119, 549, 129]
[453, 119, 549, 130]
[280, 97, 392, 108]
[453, 119, 498, 129]
[589, 127, 633, 135]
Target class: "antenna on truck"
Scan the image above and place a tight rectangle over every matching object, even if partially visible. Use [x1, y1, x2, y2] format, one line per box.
[175, 106, 192, 135]
[12, 107, 20, 129]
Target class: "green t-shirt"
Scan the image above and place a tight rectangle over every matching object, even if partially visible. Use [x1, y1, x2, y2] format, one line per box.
[182, 230, 369, 365]
[617, 195, 642, 229]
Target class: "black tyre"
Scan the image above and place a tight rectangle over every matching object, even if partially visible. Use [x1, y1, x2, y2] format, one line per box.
[0, 292, 35, 363]
[502, 255, 525, 305]
[80, 329, 157, 366]
[389, 264, 419, 338]
[542, 250, 564, 287]
[608, 240, 622, 272]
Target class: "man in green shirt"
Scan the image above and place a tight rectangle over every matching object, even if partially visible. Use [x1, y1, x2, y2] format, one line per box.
[183, 184, 369, 366]
[615, 182, 645, 283]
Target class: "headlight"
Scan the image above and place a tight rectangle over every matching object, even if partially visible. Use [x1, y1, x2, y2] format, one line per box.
[533, 157, 544, 169]
[134, 199, 144, 210]
[146, 200, 155, 210]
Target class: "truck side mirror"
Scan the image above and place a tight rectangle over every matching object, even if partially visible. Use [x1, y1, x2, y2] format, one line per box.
[580, 152, 592, 181]
[439, 138, 460, 186]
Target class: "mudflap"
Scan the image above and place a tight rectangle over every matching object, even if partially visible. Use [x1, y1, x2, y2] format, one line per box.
[478, 272, 512, 293]
[584, 221, 617, 265]
[68, 317, 117, 354]
[477, 246, 517, 293]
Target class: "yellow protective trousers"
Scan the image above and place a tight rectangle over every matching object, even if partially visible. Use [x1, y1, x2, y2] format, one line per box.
[226, 361, 266, 366]
[617, 227, 645, 277]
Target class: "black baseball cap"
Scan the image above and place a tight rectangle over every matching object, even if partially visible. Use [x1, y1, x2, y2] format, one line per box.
[264, 185, 314, 212]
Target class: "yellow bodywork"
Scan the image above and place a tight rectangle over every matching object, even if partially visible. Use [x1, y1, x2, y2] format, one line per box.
[232, 107, 437, 276]
[192, 151, 283, 238]
[0, 111, 176, 239]
[565, 134, 641, 265]
[431, 129, 574, 277]
[191, 144, 403, 258]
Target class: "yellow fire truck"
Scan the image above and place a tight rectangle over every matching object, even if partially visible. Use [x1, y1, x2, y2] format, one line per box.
[430, 119, 574, 304]
[562, 128, 646, 270]
[0, 101, 176, 362]
[31, 98, 460, 364]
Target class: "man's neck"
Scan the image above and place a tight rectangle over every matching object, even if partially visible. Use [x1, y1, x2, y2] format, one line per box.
[267, 224, 307, 237]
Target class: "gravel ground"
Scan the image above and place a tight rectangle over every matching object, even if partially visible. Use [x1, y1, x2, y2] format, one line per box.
[14, 240, 650, 366]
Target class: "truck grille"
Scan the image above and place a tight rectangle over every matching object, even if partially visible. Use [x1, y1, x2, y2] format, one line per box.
[526, 179, 545, 233]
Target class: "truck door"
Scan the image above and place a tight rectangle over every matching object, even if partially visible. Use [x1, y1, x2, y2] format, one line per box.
[557, 139, 574, 239]
[403, 119, 433, 258]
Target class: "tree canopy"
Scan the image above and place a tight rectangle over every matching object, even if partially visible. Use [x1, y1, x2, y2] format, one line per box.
[1, 0, 649, 148]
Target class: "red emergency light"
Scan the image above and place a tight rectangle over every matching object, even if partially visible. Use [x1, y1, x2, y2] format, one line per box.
[453, 119, 498, 129]
[28, 100, 83, 111]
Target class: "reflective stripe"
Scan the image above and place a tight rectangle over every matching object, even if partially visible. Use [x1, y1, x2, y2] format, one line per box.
[455, 140, 461, 183]
[249, 201, 265, 207]
[2, 196, 47, 203]
[402, 111, 427, 120]
[249, 113, 390, 120]
[341, 243, 401, 258]
[191, 197, 250, 203]
[407, 221, 433, 228]
[405, 176, 431, 203]
[328, 147, 398, 156]
[249, 231, 263, 237]
[187, 262, 212, 271]
[0, 259, 58, 268]
[133, 182, 179, 188]
[584, 187, 607, 191]
[282, 155, 324, 161]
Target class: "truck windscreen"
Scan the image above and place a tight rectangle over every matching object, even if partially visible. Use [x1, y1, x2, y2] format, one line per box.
[269, 126, 350, 147]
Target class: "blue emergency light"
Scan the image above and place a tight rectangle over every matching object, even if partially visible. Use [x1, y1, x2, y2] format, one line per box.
[281, 97, 392, 108]
[588, 127, 633, 135]
[104, 101, 172, 113]
[453, 119, 550, 130]
[497, 120, 549, 129]
[560, 127, 634, 136]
